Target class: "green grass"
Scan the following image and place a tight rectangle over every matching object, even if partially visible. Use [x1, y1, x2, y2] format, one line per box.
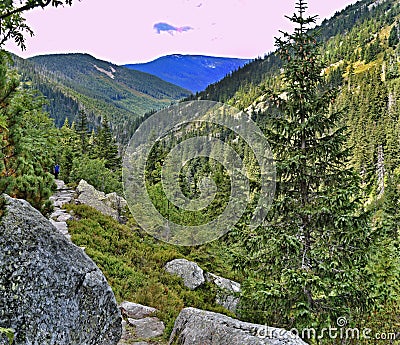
[65, 204, 237, 338]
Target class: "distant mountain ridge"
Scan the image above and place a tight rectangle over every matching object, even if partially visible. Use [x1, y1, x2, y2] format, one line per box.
[124, 54, 251, 93]
[13, 53, 191, 143]
[194, 0, 397, 103]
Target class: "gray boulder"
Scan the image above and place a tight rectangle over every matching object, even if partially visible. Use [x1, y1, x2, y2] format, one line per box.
[120, 302, 156, 319]
[118, 302, 164, 345]
[169, 307, 308, 345]
[164, 258, 241, 312]
[0, 195, 122, 345]
[76, 180, 127, 221]
[126, 317, 165, 339]
[165, 259, 205, 290]
[204, 272, 241, 313]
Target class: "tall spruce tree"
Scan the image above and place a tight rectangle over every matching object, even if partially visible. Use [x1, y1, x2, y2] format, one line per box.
[57, 118, 80, 182]
[75, 109, 89, 154]
[238, 0, 375, 330]
[388, 23, 399, 48]
[94, 116, 121, 171]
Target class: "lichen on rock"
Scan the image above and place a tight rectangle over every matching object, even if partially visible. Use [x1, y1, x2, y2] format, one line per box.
[0, 195, 122, 345]
[76, 180, 127, 222]
[169, 307, 308, 345]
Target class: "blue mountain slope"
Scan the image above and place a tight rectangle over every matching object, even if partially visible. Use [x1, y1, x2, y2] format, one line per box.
[124, 54, 251, 93]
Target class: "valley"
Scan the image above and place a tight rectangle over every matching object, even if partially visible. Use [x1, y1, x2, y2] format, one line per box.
[0, 0, 399, 344]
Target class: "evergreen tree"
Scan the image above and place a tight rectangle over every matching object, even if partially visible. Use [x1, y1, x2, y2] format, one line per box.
[388, 23, 399, 48]
[94, 116, 121, 171]
[238, 0, 375, 329]
[0, 51, 56, 213]
[57, 118, 80, 182]
[75, 109, 89, 154]
[364, 38, 383, 64]
[382, 171, 400, 238]
[363, 170, 400, 325]
[69, 155, 122, 194]
[385, 125, 400, 173]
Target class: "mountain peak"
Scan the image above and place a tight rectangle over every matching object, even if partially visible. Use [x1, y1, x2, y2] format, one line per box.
[124, 55, 251, 93]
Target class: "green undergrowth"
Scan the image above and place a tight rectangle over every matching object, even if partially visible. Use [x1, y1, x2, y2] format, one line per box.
[0, 327, 14, 345]
[64, 204, 238, 337]
[0, 195, 5, 220]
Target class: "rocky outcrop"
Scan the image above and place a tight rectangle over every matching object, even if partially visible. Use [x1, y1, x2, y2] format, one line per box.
[165, 259, 205, 290]
[118, 302, 165, 345]
[76, 180, 127, 221]
[169, 307, 308, 345]
[205, 272, 241, 313]
[165, 259, 241, 313]
[0, 195, 122, 345]
[126, 318, 165, 339]
[120, 302, 157, 319]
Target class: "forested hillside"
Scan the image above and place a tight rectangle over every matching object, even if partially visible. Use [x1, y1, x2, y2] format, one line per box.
[151, 0, 399, 339]
[194, 0, 398, 102]
[192, 0, 400, 209]
[12, 53, 191, 143]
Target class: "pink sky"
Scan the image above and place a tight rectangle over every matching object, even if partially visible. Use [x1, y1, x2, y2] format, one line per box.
[5, 0, 356, 65]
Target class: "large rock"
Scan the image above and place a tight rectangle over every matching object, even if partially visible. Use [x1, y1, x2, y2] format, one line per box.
[169, 307, 308, 345]
[120, 302, 156, 319]
[165, 259, 205, 290]
[76, 180, 127, 221]
[204, 272, 241, 313]
[126, 317, 165, 339]
[0, 195, 122, 345]
[164, 259, 241, 312]
[118, 302, 164, 345]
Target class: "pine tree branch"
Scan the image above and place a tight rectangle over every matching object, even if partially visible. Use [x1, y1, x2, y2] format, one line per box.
[0, 83, 19, 107]
[1, 142, 13, 152]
